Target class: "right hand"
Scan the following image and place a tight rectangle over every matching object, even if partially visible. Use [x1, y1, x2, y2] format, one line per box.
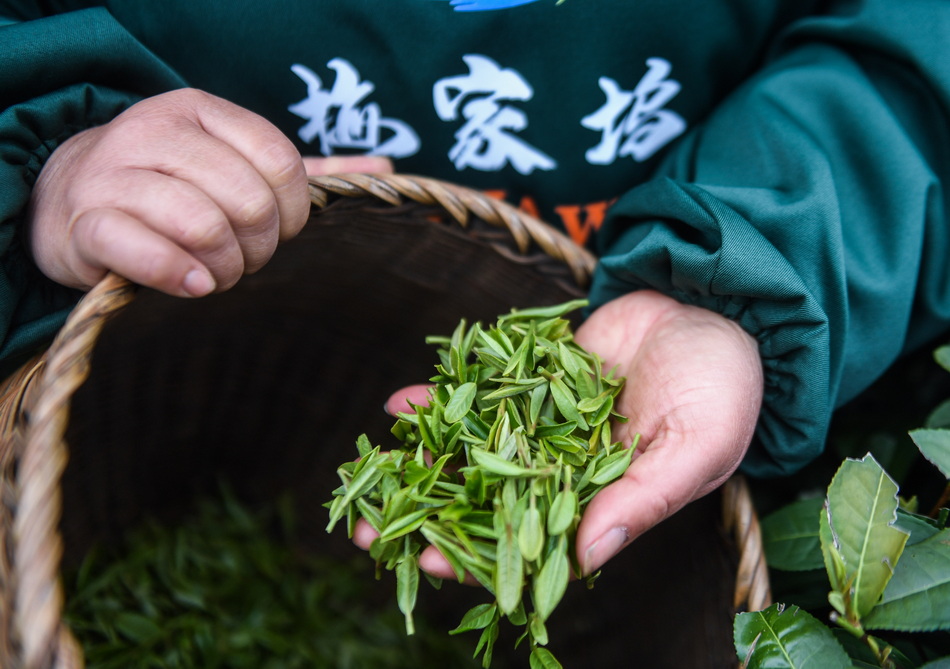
[27, 88, 390, 297]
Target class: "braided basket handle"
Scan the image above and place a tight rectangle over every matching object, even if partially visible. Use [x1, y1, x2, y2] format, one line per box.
[5, 173, 768, 669]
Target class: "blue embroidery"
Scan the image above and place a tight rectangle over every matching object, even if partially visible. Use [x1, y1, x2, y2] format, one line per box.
[442, 0, 540, 11]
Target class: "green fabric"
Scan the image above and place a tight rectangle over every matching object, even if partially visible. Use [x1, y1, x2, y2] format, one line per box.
[0, 8, 186, 375]
[591, 0, 950, 475]
[0, 0, 948, 477]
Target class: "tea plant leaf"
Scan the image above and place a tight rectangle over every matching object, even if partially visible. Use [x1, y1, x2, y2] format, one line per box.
[935, 344, 950, 373]
[863, 529, 950, 632]
[546, 490, 577, 537]
[529, 647, 563, 669]
[396, 555, 420, 635]
[494, 515, 524, 615]
[589, 447, 634, 486]
[518, 503, 545, 563]
[445, 382, 478, 424]
[734, 603, 851, 668]
[908, 428, 950, 479]
[824, 453, 910, 619]
[468, 448, 538, 478]
[761, 496, 824, 572]
[450, 604, 497, 635]
[533, 537, 570, 622]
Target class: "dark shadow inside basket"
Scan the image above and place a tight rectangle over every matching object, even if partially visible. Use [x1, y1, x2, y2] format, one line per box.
[59, 198, 741, 668]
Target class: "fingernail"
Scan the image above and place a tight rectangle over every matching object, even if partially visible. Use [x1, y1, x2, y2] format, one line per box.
[183, 269, 215, 297]
[583, 526, 630, 575]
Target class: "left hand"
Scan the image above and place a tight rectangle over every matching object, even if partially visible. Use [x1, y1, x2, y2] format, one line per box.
[358, 290, 764, 579]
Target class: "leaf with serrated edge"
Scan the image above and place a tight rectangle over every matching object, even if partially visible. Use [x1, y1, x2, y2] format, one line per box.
[734, 603, 851, 668]
[909, 428, 950, 479]
[825, 453, 910, 618]
[863, 529, 950, 632]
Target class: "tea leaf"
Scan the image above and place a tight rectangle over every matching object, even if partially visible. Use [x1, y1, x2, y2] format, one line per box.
[396, 555, 420, 635]
[529, 647, 563, 669]
[547, 490, 578, 537]
[446, 382, 478, 424]
[450, 603, 498, 634]
[734, 603, 851, 668]
[589, 447, 634, 486]
[533, 537, 570, 622]
[908, 428, 950, 478]
[863, 529, 950, 632]
[761, 496, 824, 572]
[824, 454, 910, 619]
[494, 516, 524, 615]
[518, 502, 545, 563]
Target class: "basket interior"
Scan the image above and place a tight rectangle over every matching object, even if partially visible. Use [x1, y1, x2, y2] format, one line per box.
[54, 199, 739, 667]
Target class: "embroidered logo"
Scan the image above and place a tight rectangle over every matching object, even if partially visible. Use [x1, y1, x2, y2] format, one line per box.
[582, 57, 686, 164]
[288, 59, 420, 158]
[433, 54, 556, 174]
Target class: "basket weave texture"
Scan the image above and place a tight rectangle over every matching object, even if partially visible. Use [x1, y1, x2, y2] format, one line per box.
[0, 174, 770, 669]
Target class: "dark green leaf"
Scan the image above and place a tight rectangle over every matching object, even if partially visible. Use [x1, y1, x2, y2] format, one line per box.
[450, 603, 498, 634]
[734, 603, 851, 668]
[761, 496, 824, 572]
[529, 647, 563, 669]
[909, 428, 950, 478]
[863, 529, 950, 632]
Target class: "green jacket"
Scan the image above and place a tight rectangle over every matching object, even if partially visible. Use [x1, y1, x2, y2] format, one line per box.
[1, 0, 948, 477]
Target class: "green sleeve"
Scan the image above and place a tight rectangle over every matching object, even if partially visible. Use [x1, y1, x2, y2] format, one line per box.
[588, 0, 950, 477]
[0, 7, 186, 377]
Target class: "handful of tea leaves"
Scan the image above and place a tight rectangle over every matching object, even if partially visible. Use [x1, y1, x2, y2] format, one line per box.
[326, 299, 636, 668]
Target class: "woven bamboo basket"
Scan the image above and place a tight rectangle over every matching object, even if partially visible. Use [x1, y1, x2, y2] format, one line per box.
[0, 174, 770, 669]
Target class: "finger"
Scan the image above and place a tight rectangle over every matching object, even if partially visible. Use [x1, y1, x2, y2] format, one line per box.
[303, 155, 394, 176]
[385, 384, 433, 415]
[575, 433, 732, 575]
[71, 207, 215, 296]
[75, 169, 246, 291]
[419, 545, 481, 586]
[352, 518, 378, 550]
[151, 135, 285, 275]
[189, 92, 310, 242]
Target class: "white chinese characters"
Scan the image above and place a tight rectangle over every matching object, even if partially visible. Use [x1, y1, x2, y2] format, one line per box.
[288, 59, 420, 158]
[582, 57, 686, 164]
[433, 54, 556, 174]
[289, 56, 686, 170]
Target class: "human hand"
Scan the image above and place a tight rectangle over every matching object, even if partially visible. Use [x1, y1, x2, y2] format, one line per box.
[364, 291, 763, 580]
[27, 88, 392, 297]
[571, 290, 763, 573]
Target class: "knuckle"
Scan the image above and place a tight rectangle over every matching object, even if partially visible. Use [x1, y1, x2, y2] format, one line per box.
[259, 140, 306, 189]
[176, 211, 233, 254]
[234, 192, 279, 229]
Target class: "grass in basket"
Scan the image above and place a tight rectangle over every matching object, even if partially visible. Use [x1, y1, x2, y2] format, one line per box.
[326, 299, 636, 669]
[63, 486, 481, 669]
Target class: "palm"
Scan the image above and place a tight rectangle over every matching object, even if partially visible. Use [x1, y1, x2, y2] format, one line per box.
[573, 291, 763, 573]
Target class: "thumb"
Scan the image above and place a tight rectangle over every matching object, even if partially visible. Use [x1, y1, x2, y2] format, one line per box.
[575, 434, 732, 575]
